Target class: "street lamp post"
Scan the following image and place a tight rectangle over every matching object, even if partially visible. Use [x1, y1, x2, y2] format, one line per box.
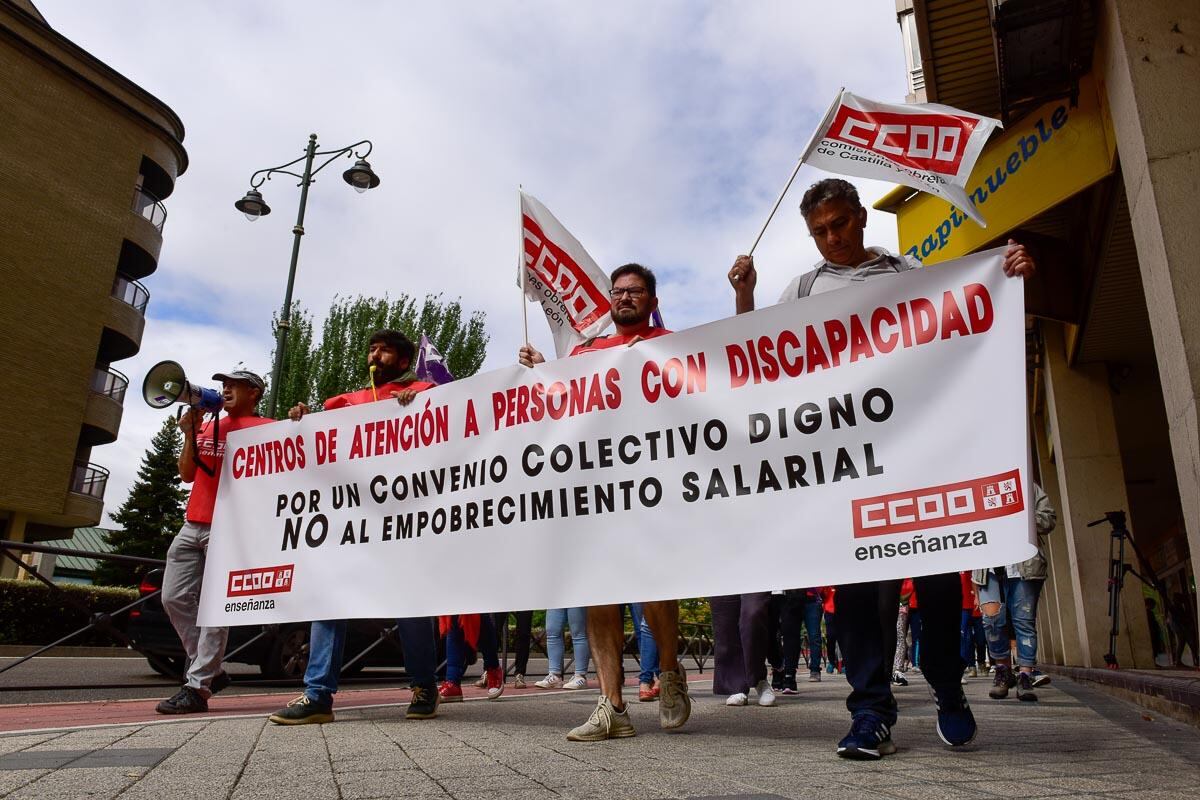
[235, 133, 381, 417]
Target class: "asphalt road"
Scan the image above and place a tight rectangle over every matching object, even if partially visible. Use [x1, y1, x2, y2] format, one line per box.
[0, 655, 613, 705]
[0, 656, 408, 704]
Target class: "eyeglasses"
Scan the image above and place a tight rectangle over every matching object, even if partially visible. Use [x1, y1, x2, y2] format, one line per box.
[609, 287, 648, 299]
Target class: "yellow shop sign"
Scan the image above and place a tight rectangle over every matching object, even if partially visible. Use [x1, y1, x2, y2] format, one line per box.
[879, 75, 1116, 265]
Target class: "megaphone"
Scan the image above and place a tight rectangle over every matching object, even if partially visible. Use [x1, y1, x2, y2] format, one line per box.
[142, 360, 224, 413]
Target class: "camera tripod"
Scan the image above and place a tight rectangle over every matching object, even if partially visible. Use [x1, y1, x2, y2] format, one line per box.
[1087, 510, 1168, 669]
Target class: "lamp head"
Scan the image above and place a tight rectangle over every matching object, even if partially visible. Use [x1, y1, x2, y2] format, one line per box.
[235, 188, 271, 221]
[343, 158, 380, 193]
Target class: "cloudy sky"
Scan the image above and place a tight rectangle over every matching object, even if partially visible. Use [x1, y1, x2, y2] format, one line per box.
[38, 1, 911, 523]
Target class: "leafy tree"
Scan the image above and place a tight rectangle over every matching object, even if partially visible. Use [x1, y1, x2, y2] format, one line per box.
[97, 418, 188, 586]
[269, 294, 489, 416]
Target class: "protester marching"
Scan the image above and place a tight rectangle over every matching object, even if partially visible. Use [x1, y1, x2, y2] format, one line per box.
[137, 87, 1058, 765]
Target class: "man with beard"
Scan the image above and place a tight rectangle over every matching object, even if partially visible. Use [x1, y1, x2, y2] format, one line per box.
[727, 178, 1036, 760]
[268, 329, 441, 725]
[519, 263, 692, 741]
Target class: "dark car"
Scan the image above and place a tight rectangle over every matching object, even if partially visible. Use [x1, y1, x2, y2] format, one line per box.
[126, 569, 409, 680]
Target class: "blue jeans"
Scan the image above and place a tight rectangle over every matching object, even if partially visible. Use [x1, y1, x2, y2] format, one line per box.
[305, 617, 437, 706]
[960, 610, 986, 665]
[629, 603, 659, 684]
[446, 614, 499, 683]
[802, 596, 824, 673]
[546, 607, 589, 676]
[979, 572, 1043, 666]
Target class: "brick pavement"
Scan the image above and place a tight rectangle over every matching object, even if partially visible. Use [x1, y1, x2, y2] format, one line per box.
[1, 673, 1198, 799]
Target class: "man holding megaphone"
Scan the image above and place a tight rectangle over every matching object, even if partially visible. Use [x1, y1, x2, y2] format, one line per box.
[155, 368, 274, 715]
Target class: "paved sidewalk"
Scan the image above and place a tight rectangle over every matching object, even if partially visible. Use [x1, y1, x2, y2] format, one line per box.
[1, 674, 1198, 799]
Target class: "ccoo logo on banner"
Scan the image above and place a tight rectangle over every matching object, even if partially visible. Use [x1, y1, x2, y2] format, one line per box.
[802, 90, 1002, 227]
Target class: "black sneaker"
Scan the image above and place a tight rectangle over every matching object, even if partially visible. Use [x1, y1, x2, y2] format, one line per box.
[891, 671, 909, 686]
[989, 664, 1016, 699]
[781, 673, 798, 695]
[770, 670, 785, 692]
[155, 686, 208, 715]
[932, 686, 977, 746]
[269, 694, 334, 725]
[837, 713, 896, 760]
[407, 682, 440, 719]
[1031, 669, 1051, 688]
[209, 671, 231, 695]
[1016, 671, 1038, 702]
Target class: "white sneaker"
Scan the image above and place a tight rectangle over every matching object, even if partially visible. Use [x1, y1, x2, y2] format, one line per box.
[563, 674, 588, 690]
[726, 692, 748, 706]
[535, 674, 563, 689]
[755, 679, 777, 707]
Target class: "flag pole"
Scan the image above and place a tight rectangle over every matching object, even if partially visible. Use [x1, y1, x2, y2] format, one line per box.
[518, 185, 529, 345]
[747, 89, 844, 257]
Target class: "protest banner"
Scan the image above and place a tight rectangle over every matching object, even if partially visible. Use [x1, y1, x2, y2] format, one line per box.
[801, 90, 1001, 227]
[198, 249, 1033, 626]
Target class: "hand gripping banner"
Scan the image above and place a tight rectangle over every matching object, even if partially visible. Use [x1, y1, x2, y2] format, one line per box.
[803, 90, 1002, 227]
[198, 250, 1034, 625]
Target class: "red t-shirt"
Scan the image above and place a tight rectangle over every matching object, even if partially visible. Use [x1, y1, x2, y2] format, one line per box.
[568, 325, 672, 357]
[821, 586, 836, 614]
[960, 571, 977, 611]
[324, 379, 436, 409]
[186, 414, 274, 524]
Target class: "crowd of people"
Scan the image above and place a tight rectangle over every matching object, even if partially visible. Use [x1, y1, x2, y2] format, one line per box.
[151, 177, 1049, 760]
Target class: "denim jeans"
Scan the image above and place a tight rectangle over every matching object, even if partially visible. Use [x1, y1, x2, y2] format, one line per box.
[960, 610, 987, 665]
[824, 611, 839, 668]
[304, 616, 437, 706]
[446, 613, 499, 683]
[979, 572, 1043, 666]
[546, 607, 589, 676]
[802, 596, 824, 673]
[629, 603, 659, 684]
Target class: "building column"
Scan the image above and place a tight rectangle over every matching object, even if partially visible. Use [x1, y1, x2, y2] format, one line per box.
[1043, 324, 1154, 668]
[0, 513, 28, 580]
[1099, 0, 1200, 621]
[1033, 405, 1072, 665]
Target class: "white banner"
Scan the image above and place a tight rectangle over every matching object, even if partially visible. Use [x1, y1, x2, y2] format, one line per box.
[519, 191, 613, 357]
[803, 90, 1001, 227]
[199, 250, 1033, 626]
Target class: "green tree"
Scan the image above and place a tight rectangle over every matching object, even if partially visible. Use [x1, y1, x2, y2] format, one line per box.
[97, 418, 188, 586]
[269, 294, 489, 416]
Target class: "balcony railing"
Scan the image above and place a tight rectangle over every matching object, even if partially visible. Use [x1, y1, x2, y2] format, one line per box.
[91, 367, 129, 403]
[112, 275, 149, 314]
[132, 185, 167, 233]
[70, 462, 109, 500]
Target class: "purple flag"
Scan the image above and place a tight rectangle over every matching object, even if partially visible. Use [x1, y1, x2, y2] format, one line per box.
[415, 334, 455, 385]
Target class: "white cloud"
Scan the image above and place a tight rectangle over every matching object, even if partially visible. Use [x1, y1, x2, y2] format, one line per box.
[35, 1, 911, 522]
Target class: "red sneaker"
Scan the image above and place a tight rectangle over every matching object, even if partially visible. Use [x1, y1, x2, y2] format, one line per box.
[486, 667, 504, 700]
[638, 683, 660, 702]
[438, 681, 463, 702]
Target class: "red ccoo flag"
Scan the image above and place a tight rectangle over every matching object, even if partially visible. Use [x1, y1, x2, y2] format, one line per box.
[802, 90, 1001, 227]
[518, 192, 613, 357]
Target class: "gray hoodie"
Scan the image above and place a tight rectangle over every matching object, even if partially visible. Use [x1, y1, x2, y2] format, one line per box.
[973, 483, 1056, 584]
